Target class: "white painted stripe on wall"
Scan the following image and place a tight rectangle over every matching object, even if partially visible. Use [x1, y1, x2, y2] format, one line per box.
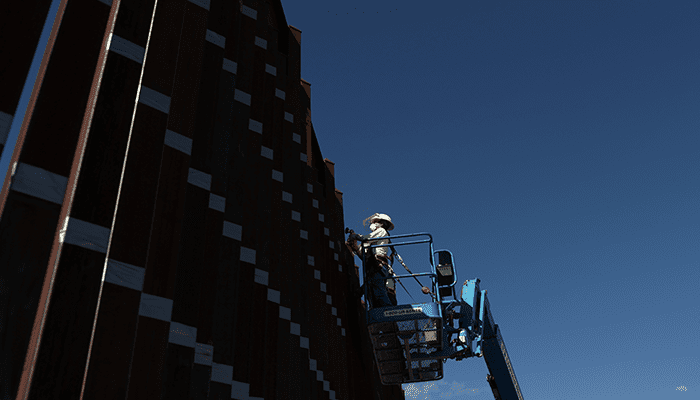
[293, 133, 301, 143]
[241, 4, 257, 19]
[324, 227, 329, 235]
[61, 218, 111, 253]
[300, 336, 309, 349]
[138, 86, 170, 113]
[272, 170, 283, 182]
[168, 322, 197, 348]
[319, 214, 324, 222]
[290, 322, 300, 335]
[275, 89, 285, 99]
[194, 343, 214, 365]
[320, 282, 326, 293]
[254, 268, 268, 285]
[284, 112, 293, 122]
[254, 36, 267, 49]
[261, 146, 273, 159]
[231, 381, 250, 399]
[282, 191, 292, 203]
[211, 363, 233, 384]
[300, 230, 308, 239]
[280, 306, 291, 320]
[307, 255, 314, 266]
[265, 64, 277, 76]
[291, 210, 300, 221]
[223, 58, 237, 74]
[326, 295, 332, 305]
[138, 293, 173, 322]
[223, 221, 242, 240]
[249, 119, 262, 133]
[267, 288, 280, 303]
[10, 162, 67, 205]
[307, 183, 313, 193]
[187, 168, 212, 191]
[108, 34, 145, 64]
[209, 193, 225, 212]
[164, 129, 192, 155]
[300, 153, 307, 162]
[240, 247, 256, 264]
[313, 199, 319, 209]
[104, 259, 145, 291]
[314, 270, 320, 280]
[234, 89, 251, 105]
[188, 0, 210, 11]
[205, 29, 225, 48]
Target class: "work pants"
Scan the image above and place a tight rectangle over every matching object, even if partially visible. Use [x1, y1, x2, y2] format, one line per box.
[366, 255, 398, 308]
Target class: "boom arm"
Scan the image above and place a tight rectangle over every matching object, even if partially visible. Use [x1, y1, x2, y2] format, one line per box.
[460, 280, 524, 400]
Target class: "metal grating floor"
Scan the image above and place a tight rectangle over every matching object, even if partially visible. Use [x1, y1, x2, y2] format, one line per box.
[368, 318, 443, 385]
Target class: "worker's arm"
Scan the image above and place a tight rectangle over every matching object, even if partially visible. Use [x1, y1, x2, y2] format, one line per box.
[350, 227, 387, 242]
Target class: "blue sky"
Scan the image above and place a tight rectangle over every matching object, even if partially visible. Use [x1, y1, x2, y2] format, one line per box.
[281, 1, 699, 399]
[3, 1, 697, 399]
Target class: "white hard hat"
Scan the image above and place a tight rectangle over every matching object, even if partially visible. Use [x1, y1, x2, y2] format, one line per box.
[363, 213, 394, 231]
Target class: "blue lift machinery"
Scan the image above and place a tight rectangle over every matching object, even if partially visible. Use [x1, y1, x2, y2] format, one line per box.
[349, 231, 525, 400]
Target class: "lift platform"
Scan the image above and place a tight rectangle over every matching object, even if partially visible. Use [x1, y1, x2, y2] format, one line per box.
[356, 232, 525, 399]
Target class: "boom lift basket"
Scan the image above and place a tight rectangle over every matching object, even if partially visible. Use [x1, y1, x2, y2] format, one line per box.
[355, 232, 526, 397]
[360, 233, 445, 385]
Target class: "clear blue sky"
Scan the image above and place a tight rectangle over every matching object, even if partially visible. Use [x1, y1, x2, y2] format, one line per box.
[281, 1, 699, 399]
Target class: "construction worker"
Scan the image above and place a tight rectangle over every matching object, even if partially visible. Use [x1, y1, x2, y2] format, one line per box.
[346, 213, 397, 307]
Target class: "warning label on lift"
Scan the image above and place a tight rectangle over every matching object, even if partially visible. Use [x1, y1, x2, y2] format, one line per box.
[384, 307, 423, 317]
[438, 266, 453, 276]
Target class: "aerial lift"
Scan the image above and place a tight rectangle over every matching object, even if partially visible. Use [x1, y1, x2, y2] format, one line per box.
[346, 230, 525, 400]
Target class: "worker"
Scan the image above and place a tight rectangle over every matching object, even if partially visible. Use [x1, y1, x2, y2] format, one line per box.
[346, 213, 397, 307]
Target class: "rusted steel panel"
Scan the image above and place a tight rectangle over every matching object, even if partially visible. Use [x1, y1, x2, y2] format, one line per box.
[108, 105, 168, 267]
[18, 0, 110, 177]
[2, 0, 116, 399]
[1, 1, 408, 399]
[81, 282, 142, 400]
[126, 317, 171, 398]
[190, 363, 212, 400]
[193, 207, 224, 343]
[139, 0, 187, 97]
[0, 0, 52, 131]
[248, 284, 269, 396]
[27, 244, 106, 400]
[170, 182, 209, 325]
[262, 300, 280, 399]
[161, 345, 196, 399]
[231, 245, 254, 381]
[210, 236, 238, 366]
[69, 52, 142, 228]
[166, 1, 208, 139]
[0, 193, 61, 400]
